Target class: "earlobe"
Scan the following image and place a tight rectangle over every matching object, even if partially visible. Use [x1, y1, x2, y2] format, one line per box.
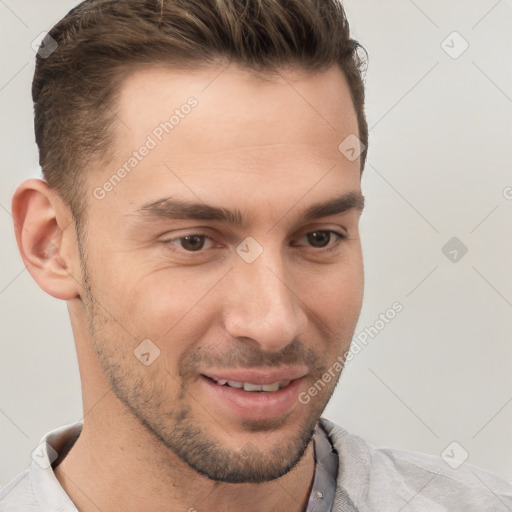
[11, 178, 82, 300]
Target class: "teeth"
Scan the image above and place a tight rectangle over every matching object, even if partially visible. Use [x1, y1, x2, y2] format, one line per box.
[261, 382, 280, 392]
[243, 382, 262, 392]
[212, 378, 291, 392]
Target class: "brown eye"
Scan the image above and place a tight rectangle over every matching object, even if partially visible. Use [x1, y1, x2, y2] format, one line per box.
[307, 231, 332, 248]
[179, 235, 206, 251]
[295, 230, 346, 251]
[167, 234, 214, 253]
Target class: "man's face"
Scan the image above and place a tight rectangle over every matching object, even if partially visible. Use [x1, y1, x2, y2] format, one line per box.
[77, 63, 364, 483]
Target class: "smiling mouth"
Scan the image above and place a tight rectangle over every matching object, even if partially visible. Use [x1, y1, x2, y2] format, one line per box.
[199, 371, 305, 420]
[204, 376, 292, 392]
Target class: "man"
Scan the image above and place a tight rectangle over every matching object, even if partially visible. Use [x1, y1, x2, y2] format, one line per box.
[0, 0, 511, 510]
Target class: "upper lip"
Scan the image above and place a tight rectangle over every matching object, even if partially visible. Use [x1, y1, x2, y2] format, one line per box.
[201, 367, 308, 385]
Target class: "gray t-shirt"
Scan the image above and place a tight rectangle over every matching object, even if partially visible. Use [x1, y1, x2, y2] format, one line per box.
[1, 417, 511, 511]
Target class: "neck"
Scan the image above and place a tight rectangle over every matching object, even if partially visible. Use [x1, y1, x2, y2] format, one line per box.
[53, 394, 316, 512]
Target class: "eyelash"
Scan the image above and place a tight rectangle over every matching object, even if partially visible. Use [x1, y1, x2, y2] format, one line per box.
[164, 230, 347, 255]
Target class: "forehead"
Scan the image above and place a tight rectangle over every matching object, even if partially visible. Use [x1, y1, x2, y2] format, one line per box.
[113, 63, 358, 154]
[87, 63, 361, 216]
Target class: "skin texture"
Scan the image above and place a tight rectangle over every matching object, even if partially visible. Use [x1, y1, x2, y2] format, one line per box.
[12, 63, 364, 512]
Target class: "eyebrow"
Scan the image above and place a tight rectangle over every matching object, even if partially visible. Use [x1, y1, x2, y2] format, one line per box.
[134, 191, 365, 227]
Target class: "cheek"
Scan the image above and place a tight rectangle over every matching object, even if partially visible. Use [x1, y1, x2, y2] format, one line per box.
[305, 259, 363, 316]
[298, 258, 364, 355]
[116, 270, 225, 358]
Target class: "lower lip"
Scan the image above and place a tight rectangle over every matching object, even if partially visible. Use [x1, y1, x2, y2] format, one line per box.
[200, 376, 304, 421]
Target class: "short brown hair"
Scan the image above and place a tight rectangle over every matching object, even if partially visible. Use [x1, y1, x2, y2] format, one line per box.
[32, 0, 369, 225]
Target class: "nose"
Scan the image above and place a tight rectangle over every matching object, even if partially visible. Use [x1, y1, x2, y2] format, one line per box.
[221, 243, 308, 353]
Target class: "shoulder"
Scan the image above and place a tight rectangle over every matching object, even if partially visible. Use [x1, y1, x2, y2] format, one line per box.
[0, 421, 82, 512]
[319, 417, 512, 511]
[0, 469, 38, 511]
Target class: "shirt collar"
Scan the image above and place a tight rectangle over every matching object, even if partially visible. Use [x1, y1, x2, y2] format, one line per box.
[30, 420, 83, 511]
[305, 421, 339, 512]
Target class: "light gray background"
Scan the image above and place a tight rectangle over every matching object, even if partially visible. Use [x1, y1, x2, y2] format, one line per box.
[1, 0, 511, 486]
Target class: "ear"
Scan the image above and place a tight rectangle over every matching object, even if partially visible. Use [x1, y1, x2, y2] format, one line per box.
[11, 178, 82, 300]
